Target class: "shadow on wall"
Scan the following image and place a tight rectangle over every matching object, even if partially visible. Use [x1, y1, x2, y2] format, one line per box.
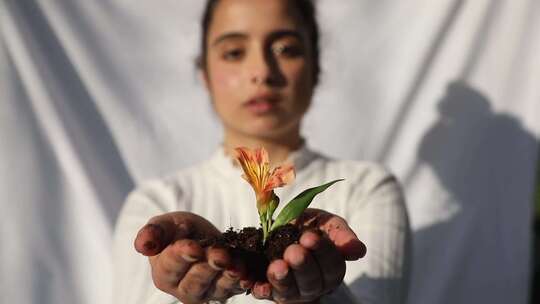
[408, 81, 538, 303]
[414, 80, 538, 197]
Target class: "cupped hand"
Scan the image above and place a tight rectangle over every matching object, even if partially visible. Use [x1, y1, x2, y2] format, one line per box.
[134, 212, 253, 303]
[251, 208, 366, 303]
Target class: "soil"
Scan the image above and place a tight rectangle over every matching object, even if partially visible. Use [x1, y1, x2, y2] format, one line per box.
[198, 224, 301, 282]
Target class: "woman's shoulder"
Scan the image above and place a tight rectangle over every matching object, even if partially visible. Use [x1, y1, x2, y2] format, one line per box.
[296, 151, 405, 216]
[308, 151, 399, 190]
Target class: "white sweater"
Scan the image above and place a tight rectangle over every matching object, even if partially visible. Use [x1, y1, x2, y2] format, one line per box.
[113, 146, 411, 304]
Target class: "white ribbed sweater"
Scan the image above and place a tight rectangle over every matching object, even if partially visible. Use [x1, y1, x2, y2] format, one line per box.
[113, 146, 410, 304]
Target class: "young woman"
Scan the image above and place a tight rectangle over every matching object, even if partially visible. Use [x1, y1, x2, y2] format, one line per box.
[113, 1, 410, 303]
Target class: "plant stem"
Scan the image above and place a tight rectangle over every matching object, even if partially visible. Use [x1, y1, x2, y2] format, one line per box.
[260, 214, 268, 243]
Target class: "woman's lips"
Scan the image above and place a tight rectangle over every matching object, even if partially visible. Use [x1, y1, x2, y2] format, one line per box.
[244, 94, 281, 115]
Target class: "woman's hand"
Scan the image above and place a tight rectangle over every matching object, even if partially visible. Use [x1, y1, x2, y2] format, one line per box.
[251, 208, 366, 303]
[134, 212, 252, 304]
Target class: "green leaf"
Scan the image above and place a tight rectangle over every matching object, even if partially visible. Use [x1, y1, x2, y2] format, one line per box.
[270, 179, 344, 232]
[267, 194, 279, 221]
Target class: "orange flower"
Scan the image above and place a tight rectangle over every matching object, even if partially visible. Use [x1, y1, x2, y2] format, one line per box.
[234, 147, 295, 216]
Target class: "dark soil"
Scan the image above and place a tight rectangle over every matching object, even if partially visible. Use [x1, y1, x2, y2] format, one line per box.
[199, 224, 301, 282]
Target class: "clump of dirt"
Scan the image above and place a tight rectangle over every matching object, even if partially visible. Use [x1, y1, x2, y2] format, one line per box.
[199, 224, 301, 282]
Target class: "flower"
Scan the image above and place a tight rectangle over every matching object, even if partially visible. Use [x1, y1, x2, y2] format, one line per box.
[234, 147, 295, 217]
[234, 146, 342, 243]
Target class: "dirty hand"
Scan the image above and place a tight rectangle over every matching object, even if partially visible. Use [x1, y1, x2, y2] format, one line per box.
[134, 211, 253, 304]
[251, 208, 366, 303]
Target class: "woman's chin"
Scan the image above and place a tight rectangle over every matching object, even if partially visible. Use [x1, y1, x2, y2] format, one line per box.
[242, 120, 299, 140]
[245, 117, 280, 131]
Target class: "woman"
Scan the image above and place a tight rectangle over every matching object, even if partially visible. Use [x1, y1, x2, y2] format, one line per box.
[113, 0, 410, 303]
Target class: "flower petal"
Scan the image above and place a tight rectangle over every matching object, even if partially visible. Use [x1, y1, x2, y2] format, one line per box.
[254, 147, 269, 165]
[264, 163, 295, 192]
[235, 147, 255, 177]
[235, 147, 267, 192]
[234, 147, 253, 166]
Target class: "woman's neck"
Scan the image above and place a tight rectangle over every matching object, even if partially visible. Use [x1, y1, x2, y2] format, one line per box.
[223, 130, 303, 167]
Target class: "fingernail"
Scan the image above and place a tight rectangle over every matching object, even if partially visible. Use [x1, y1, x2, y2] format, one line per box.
[181, 254, 198, 262]
[261, 285, 271, 298]
[254, 283, 271, 298]
[225, 269, 241, 279]
[274, 268, 288, 280]
[289, 253, 305, 267]
[146, 224, 165, 241]
[209, 260, 226, 270]
[301, 231, 320, 249]
[143, 241, 157, 251]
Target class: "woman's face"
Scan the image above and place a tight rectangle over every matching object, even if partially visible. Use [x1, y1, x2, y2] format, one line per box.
[204, 0, 315, 141]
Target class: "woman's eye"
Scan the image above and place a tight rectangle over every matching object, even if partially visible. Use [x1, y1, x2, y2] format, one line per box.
[222, 48, 245, 61]
[272, 44, 304, 58]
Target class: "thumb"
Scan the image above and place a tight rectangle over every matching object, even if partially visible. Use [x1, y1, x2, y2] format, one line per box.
[329, 228, 366, 260]
[321, 216, 367, 261]
[134, 213, 192, 256]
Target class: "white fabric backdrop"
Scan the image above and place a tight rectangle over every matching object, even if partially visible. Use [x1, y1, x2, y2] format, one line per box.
[1, 1, 539, 304]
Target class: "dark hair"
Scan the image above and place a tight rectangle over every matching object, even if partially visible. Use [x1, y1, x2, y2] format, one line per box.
[197, 0, 321, 85]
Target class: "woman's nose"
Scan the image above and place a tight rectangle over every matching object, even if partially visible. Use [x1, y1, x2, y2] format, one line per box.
[248, 53, 271, 85]
[247, 49, 283, 87]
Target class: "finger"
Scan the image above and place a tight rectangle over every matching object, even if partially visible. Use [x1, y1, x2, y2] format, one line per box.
[298, 229, 322, 250]
[210, 261, 247, 300]
[150, 239, 204, 292]
[251, 281, 272, 300]
[134, 214, 192, 256]
[226, 257, 248, 280]
[206, 245, 232, 271]
[176, 246, 231, 302]
[319, 215, 366, 260]
[284, 244, 323, 298]
[176, 263, 220, 303]
[302, 233, 346, 293]
[267, 259, 299, 301]
[206, 274, 231, 301]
